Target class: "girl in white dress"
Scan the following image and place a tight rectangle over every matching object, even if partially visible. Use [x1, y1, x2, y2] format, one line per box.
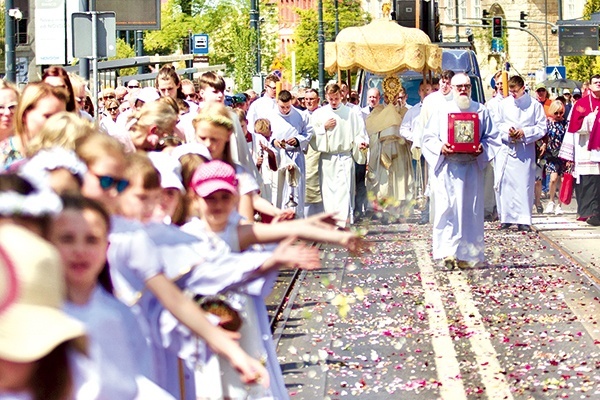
[48, 195, 174, 399]
[182, 160, 365, 399]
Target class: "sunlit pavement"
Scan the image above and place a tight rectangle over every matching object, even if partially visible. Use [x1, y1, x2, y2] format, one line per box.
[276, 212, 600, 399]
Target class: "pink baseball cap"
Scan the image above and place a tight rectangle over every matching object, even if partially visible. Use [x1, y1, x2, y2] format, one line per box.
[191, 160, 238, 197]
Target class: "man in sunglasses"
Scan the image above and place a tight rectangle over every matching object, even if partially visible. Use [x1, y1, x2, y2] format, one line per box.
[421, 73, 501, 269]
[495, 75, 547, 232]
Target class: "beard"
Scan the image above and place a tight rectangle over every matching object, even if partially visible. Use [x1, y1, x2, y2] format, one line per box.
[455, 94, 471, 111]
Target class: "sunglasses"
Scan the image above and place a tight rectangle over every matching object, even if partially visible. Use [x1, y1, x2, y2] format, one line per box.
[554, 111, 564, 116]
[267, 85, 277, 90]
[128, 85, 140, 89]
[92, 173, 129, 193]
[107, 106, 119, 112]
[103, 95, 116, 100]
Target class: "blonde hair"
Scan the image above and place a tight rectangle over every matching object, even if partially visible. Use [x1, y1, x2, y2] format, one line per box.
[192, 102, 234, 132]
[124, 152, 161, 190]
[75, 132, 126, 169]
[128, 101, 178, 137]
[548, 99, 565, 116]
[26, 112, 96, 157]
[0, 79, 20, 101]
[15, 82, 69, 138]
[254, 118, 271, 135]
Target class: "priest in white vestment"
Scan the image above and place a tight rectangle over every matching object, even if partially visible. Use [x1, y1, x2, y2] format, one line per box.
[422, 73, 501, 268]
[495, 75, 547, 231]
[311, 83, 366, 227]
[366, 76, 413, 206]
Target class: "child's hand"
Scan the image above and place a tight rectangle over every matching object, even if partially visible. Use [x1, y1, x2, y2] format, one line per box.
[305, 212, 339, 229]
[272, 236, 321, 270]
[272, 208, 295, 223]
[226, 345, 270, 388]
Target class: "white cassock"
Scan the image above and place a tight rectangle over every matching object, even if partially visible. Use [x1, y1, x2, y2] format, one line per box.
[495, 95, 546, 225]
[311, 103, 364, 226]
[270, 107, 313, 218]
[305, 108, 325, 216]
[422, 100, 500, 263]
[251, 133, 280, 204]
[247, 95, 277, 134]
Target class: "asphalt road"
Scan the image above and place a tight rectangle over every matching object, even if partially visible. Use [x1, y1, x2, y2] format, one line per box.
[274, 220, 600, 399]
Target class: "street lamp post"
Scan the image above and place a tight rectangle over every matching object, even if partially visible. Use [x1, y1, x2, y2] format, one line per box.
[318, 0, 325, 99]
[250, 0, 260, 75]
[4, 0, 16, 83]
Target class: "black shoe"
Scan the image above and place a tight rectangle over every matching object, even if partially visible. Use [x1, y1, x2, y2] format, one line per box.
[499, 223, 511, 230]
[518, 224, 532, 232]
[536, 205, 543, 214]
[586, 215, 600, 226]
[418, 214, 429, 225]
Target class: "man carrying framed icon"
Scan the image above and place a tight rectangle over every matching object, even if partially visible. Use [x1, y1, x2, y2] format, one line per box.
[422, 73, 501, 269]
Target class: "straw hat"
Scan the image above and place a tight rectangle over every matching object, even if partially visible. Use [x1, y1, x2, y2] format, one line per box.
[0, 224, 87, 362]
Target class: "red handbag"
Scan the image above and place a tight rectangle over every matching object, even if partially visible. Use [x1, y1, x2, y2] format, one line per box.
[559, 172, 574, 205]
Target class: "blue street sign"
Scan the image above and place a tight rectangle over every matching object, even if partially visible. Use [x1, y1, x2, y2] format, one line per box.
[193, 34, 209, 55]
[545, 65, 566, 80]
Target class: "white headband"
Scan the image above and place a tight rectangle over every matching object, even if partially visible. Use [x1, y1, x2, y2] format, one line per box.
[0, 190, 62, 217]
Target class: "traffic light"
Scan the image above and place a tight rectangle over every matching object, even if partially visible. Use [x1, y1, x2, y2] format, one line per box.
[520, 11, 528, 28]
[482, 9, 489, 26]
[492, 17, 503, 38]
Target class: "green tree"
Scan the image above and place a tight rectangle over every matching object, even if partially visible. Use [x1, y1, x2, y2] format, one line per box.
[142, 0, 276, 89]
[288, 0, 371, 84]
[111, 38, 137, 77]
[564, 0, 600, 82]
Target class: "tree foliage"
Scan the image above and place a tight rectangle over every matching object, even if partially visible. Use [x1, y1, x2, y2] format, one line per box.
[288, 0, 371, 83]
[143, 0, 277, 89]
[564, 0, 600, 82]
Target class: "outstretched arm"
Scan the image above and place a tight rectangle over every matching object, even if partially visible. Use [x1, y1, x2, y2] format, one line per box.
[237, 213, 364, 252]
[145, 274, 269, 387]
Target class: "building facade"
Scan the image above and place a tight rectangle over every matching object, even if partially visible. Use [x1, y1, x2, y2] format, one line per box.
[435, 0, 585, 90]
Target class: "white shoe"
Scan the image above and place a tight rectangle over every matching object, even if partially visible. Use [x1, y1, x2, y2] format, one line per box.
[554, 205, 563, 215]
[544, 201, 555, 214]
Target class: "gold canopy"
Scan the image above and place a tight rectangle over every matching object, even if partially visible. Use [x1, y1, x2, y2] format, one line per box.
[325, 19, 442, 75]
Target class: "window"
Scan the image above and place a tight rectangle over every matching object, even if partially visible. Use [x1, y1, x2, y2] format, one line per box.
[474, 0, 481, 18]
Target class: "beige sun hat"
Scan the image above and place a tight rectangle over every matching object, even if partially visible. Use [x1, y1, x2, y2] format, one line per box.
[0, 224, 87, 363]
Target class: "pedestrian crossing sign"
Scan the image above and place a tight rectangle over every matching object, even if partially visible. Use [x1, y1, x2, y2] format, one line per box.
[545, 66, 566, 80]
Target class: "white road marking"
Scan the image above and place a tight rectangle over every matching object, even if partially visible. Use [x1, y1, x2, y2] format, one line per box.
[414, 241, 467, 400]
[447, 271, 514, 400]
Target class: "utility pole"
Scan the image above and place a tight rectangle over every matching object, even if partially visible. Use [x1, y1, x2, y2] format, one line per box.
[454, 0, 459, 42]
[79, 0, 90, 80]
[136, 30, 144, 74]
[318, 0, 325, 99]
[4, 0, 16, 83]
[250, 0, 260, 75]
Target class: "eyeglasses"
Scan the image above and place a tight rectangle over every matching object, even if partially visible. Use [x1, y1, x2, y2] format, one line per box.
[454, 84, 472, 90]
[185, 93, 197, 100]
[127, 85, 140, 89]
[107, 106, 119, 112]
[267, 85, 277, 90]
[91, 173, 129, 193]
[554, 111, 565, 116]
[0, 103, 17, 113]
[103, 95, 116, 100]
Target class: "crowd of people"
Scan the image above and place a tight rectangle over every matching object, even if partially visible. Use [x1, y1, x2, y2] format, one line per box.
[1, 61, 599, 398]
[416, 70, 599, 269]
[0, 66, 367, 400]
